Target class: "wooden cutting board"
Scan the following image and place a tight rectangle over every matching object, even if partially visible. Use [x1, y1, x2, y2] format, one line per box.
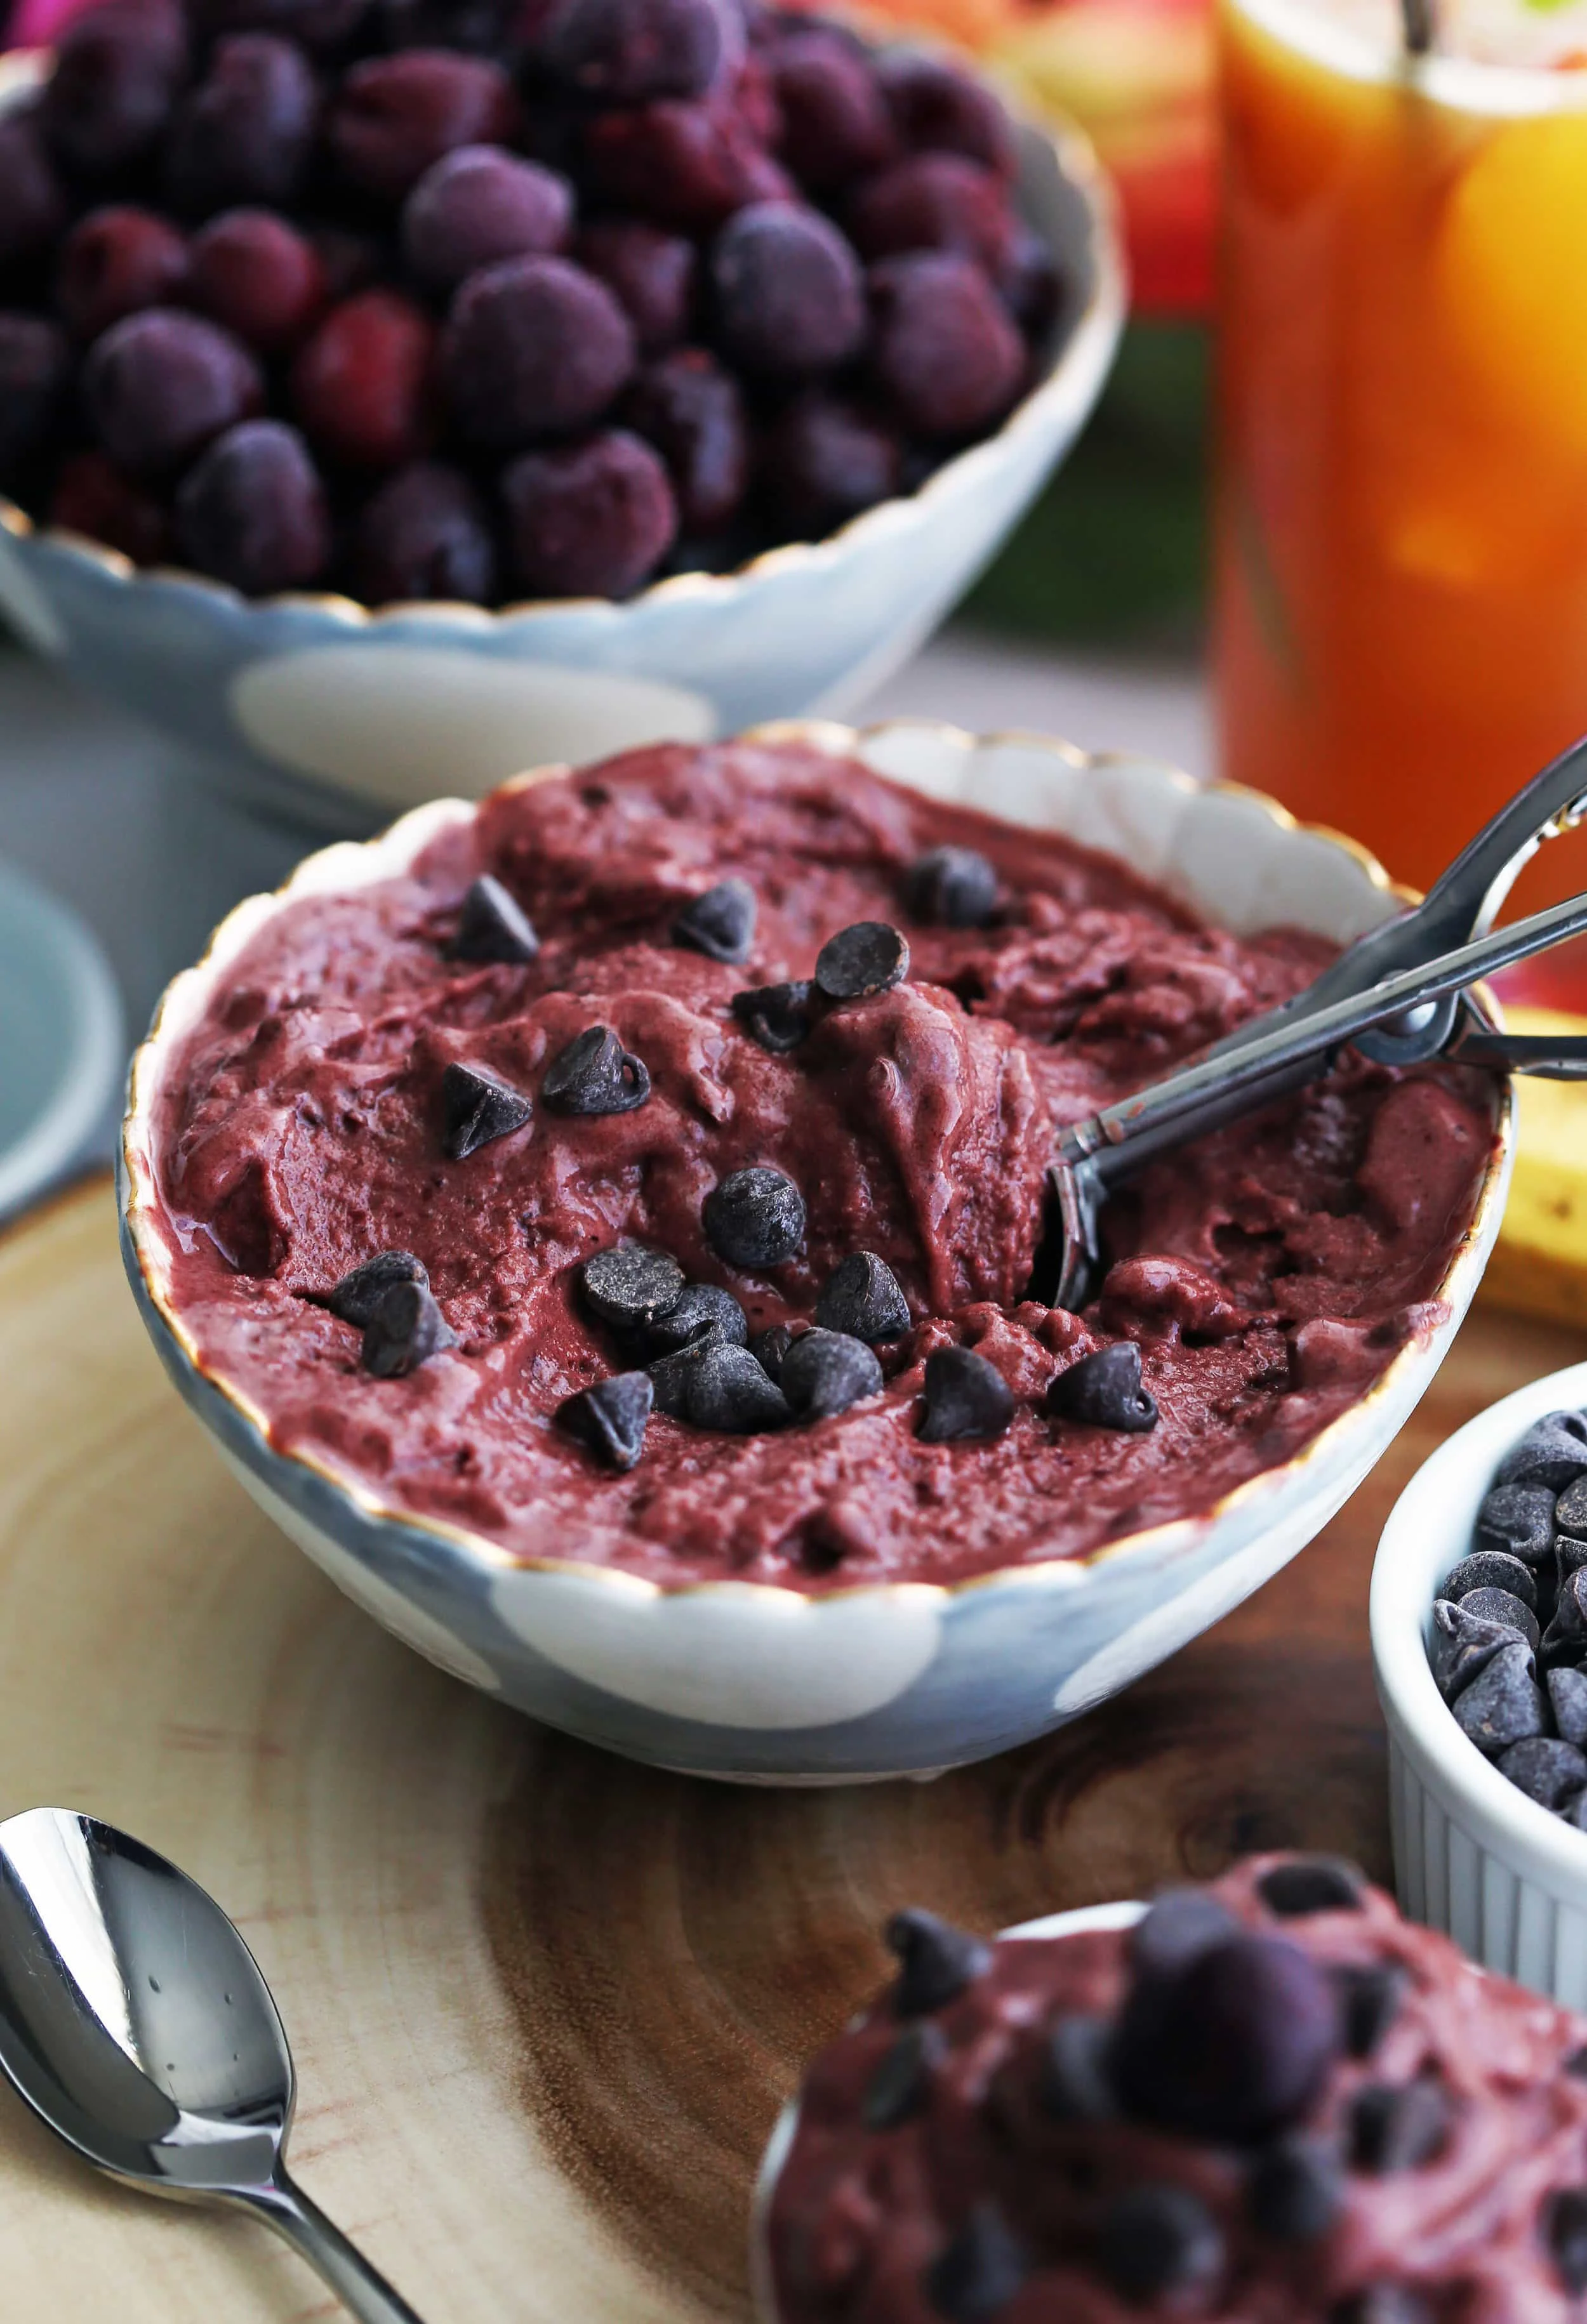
[1, 1176, 1582, 2324]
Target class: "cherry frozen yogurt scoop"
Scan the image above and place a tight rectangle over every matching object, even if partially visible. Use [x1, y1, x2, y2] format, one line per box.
[763, 1854, 1587, 2324]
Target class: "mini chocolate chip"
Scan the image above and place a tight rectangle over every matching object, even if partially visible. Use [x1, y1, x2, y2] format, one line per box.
[731, 980, 814, 1053]
[781, 1328, 882, 1422]
[750, 1323, 794, 1382]
[448, 873, 539, 964]
[924, 2204, 1027, 2324]
[703, 1166, 806, 1268]
[361, 1280, 456, 1377]
[1329, 2288, 1431, 2324]
[863, 2023, 944, 2130]
[1497, 1734, 1587, 1807]
[1548, 2191, 1587, 2296]
[542, 1025, 651, 1115]
[1040, 2014, 1115, 2122]
[1248, 2134, 1344, 2241]
[1430, 1599, 1517, 1703]
[326, 1249, 427, 1328]
[1499, 1412, 1587, 1491]
[814, 920, 910, 1001]
[814, 1251, 910, 1342]
[653, 1340, 791, 1432]
[918, 1348, 1014, 1444]
[1443, 1551, 1538, 1610]
[581, 1241, 685, 1329]
[1458, 1585, 1540, 1651]
[641, 1283, 747, 1356]
[1131, 1889, 1239, 1980]
[441, 1060, 533, 1159]
[1559, 1477, 1587, 1537]
[1046, 1341, 1158, 1432]
[673, 877, 756, 964]
[1349, 2078, 1449, 2173]
[886, 1908, 990, 2017]
[1257, 1858, 1365, 1917]
[1334, 1964, 1405, 2058]
[905, 845, 998, 928]
[1452, 1640, 1545, 1755]
[1112, 1932, 1342, 2143]
[1550, 1666, 1587, 1748]
[1098, 2185, 1223, 2304]
[1477, 1482, 1557, 1566]
[557, 1372, 653, 1470]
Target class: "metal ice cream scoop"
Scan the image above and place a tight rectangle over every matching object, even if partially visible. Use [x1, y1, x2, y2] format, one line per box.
[1051, 734, 1587, 1309]
[0, 1806, 425, 2324]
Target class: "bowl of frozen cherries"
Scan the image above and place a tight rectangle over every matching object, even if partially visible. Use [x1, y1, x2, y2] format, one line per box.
[0, 0, 1122, 824]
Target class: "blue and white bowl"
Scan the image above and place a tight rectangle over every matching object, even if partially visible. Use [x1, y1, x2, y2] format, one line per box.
[119, 721, 1512, 1783]
[0, 48, 1124, 835]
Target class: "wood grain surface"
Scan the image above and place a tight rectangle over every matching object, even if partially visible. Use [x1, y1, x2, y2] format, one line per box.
[1, 1177, 1582, 2324]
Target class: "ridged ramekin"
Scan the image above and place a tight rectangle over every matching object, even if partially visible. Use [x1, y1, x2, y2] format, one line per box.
[1373, 1360, 1587, 2002]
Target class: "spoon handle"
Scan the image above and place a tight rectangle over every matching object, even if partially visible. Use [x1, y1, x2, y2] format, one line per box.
[245, 2170, 428, 2324]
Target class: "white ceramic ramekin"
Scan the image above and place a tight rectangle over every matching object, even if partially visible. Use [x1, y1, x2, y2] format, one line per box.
[1372, 1360, 1587, 2002]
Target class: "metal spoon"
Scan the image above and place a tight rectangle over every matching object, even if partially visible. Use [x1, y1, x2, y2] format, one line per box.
[0, 1806, 425, 2324]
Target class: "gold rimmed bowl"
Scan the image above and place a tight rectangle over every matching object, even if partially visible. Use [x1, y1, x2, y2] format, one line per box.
[117, 722, 1512, 1782]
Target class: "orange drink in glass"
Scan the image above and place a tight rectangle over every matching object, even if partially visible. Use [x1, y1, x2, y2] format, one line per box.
[1214, 0, 1587, 1004]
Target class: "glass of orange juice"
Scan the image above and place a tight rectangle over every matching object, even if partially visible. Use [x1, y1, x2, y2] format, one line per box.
[1213, 0, 1587, 1005]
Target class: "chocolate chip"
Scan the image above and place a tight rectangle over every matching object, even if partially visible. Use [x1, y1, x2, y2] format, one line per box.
[1046, 1341, 1158, 1432]
[557, 1371, 653, 1470]
[581, 1241, 685, 1329]
[441, 1060, 533, 1159]
[1097, 2185, 1223, 2304]
[1329, 2288, 1431, 2324]
[905, 845, 999, 928]
[1131, 1889, 1238, 1980]
[1248, 2134, 1343, 2241]
[1476, 1482, 1557, 1566]
[781, 1328, 882, 1422]
[1559, 1477, 1587, 1538]
[1348, 2078, 1449, 2173]
[1550, 1666, 1587, 1748]
[731, 980, 814, 1054]
[673, 877, 756, 964]
[1458, 1586, 1539, 1651]
[863, 2023, 944, 2130]
[918, 1348, 1014, 1443]
[886, 1908, 990, 2017]
[641, 1283, 747, 1356]
[1040, 2014, 1115, 2122]
[1429, 1599, 1517, 1702]
[1257, 1858, 1364, 1917]
[653, 1340, 791, 1432]
[1452, 1639, 1545, 1755]
[326, 1249, 428, 1328]
[448, 873, 540, 964]
[1443, 1551, 1537, 1610]
[1558, 1533, 1587, 1594]
[814, 920, 910, 1000]
[361, 1280, 456, 1377]
[814, 1251, 910, 1342]
[1497, 1734, 1587, 1807]
[1498, 1412, 1587, 1490]
[703, 1166, 805, 1268]
[924, 2204, 1027, 2324]
[542, 1024, 651, 1114]
[749, 1323, 794, 1382]
[1542, 1570, 1587, 1668]
[1334, 1964, 1405, 2058]
[1112, 1932, 1341, 2143]
[1548, 2191, 1587, 2295]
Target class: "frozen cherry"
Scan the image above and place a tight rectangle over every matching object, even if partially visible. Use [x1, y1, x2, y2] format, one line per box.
[401, 144, 572, 293]
[769, 25, 894, 191]
[55, 208, 189, 342]
[191, 0, 369, 46]
[189, 209, 326, 350]
[876, 50, 1015, 178]
[501, 428, 677, 597]
[542, 0, 730, 103]
[710, 200, 865, 376]
[623, 347, 747, 532]
[43, 0, 188, 178]
[380, 0, 525, 49]
[582, 98, 792, 230]
[164, 34, 318, 216]
[0, 117, 66, 279]
[329, 51, 519, 202]
[1113, 1932, 1342, 2143]
[174, 417, 330, 592]
[352, 459, 496, 601]
[868, 251, 1023, 438]
[50, 448, 169, 563]
[849, 152, 1018, 274]
[84, 306, 262, 475]
[760, 393, 900, 533]
[290, 289, 435, 467]
[441, 254, 634, 447]
[0, 314, 67, 477]
[575, 217, 696, 352]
